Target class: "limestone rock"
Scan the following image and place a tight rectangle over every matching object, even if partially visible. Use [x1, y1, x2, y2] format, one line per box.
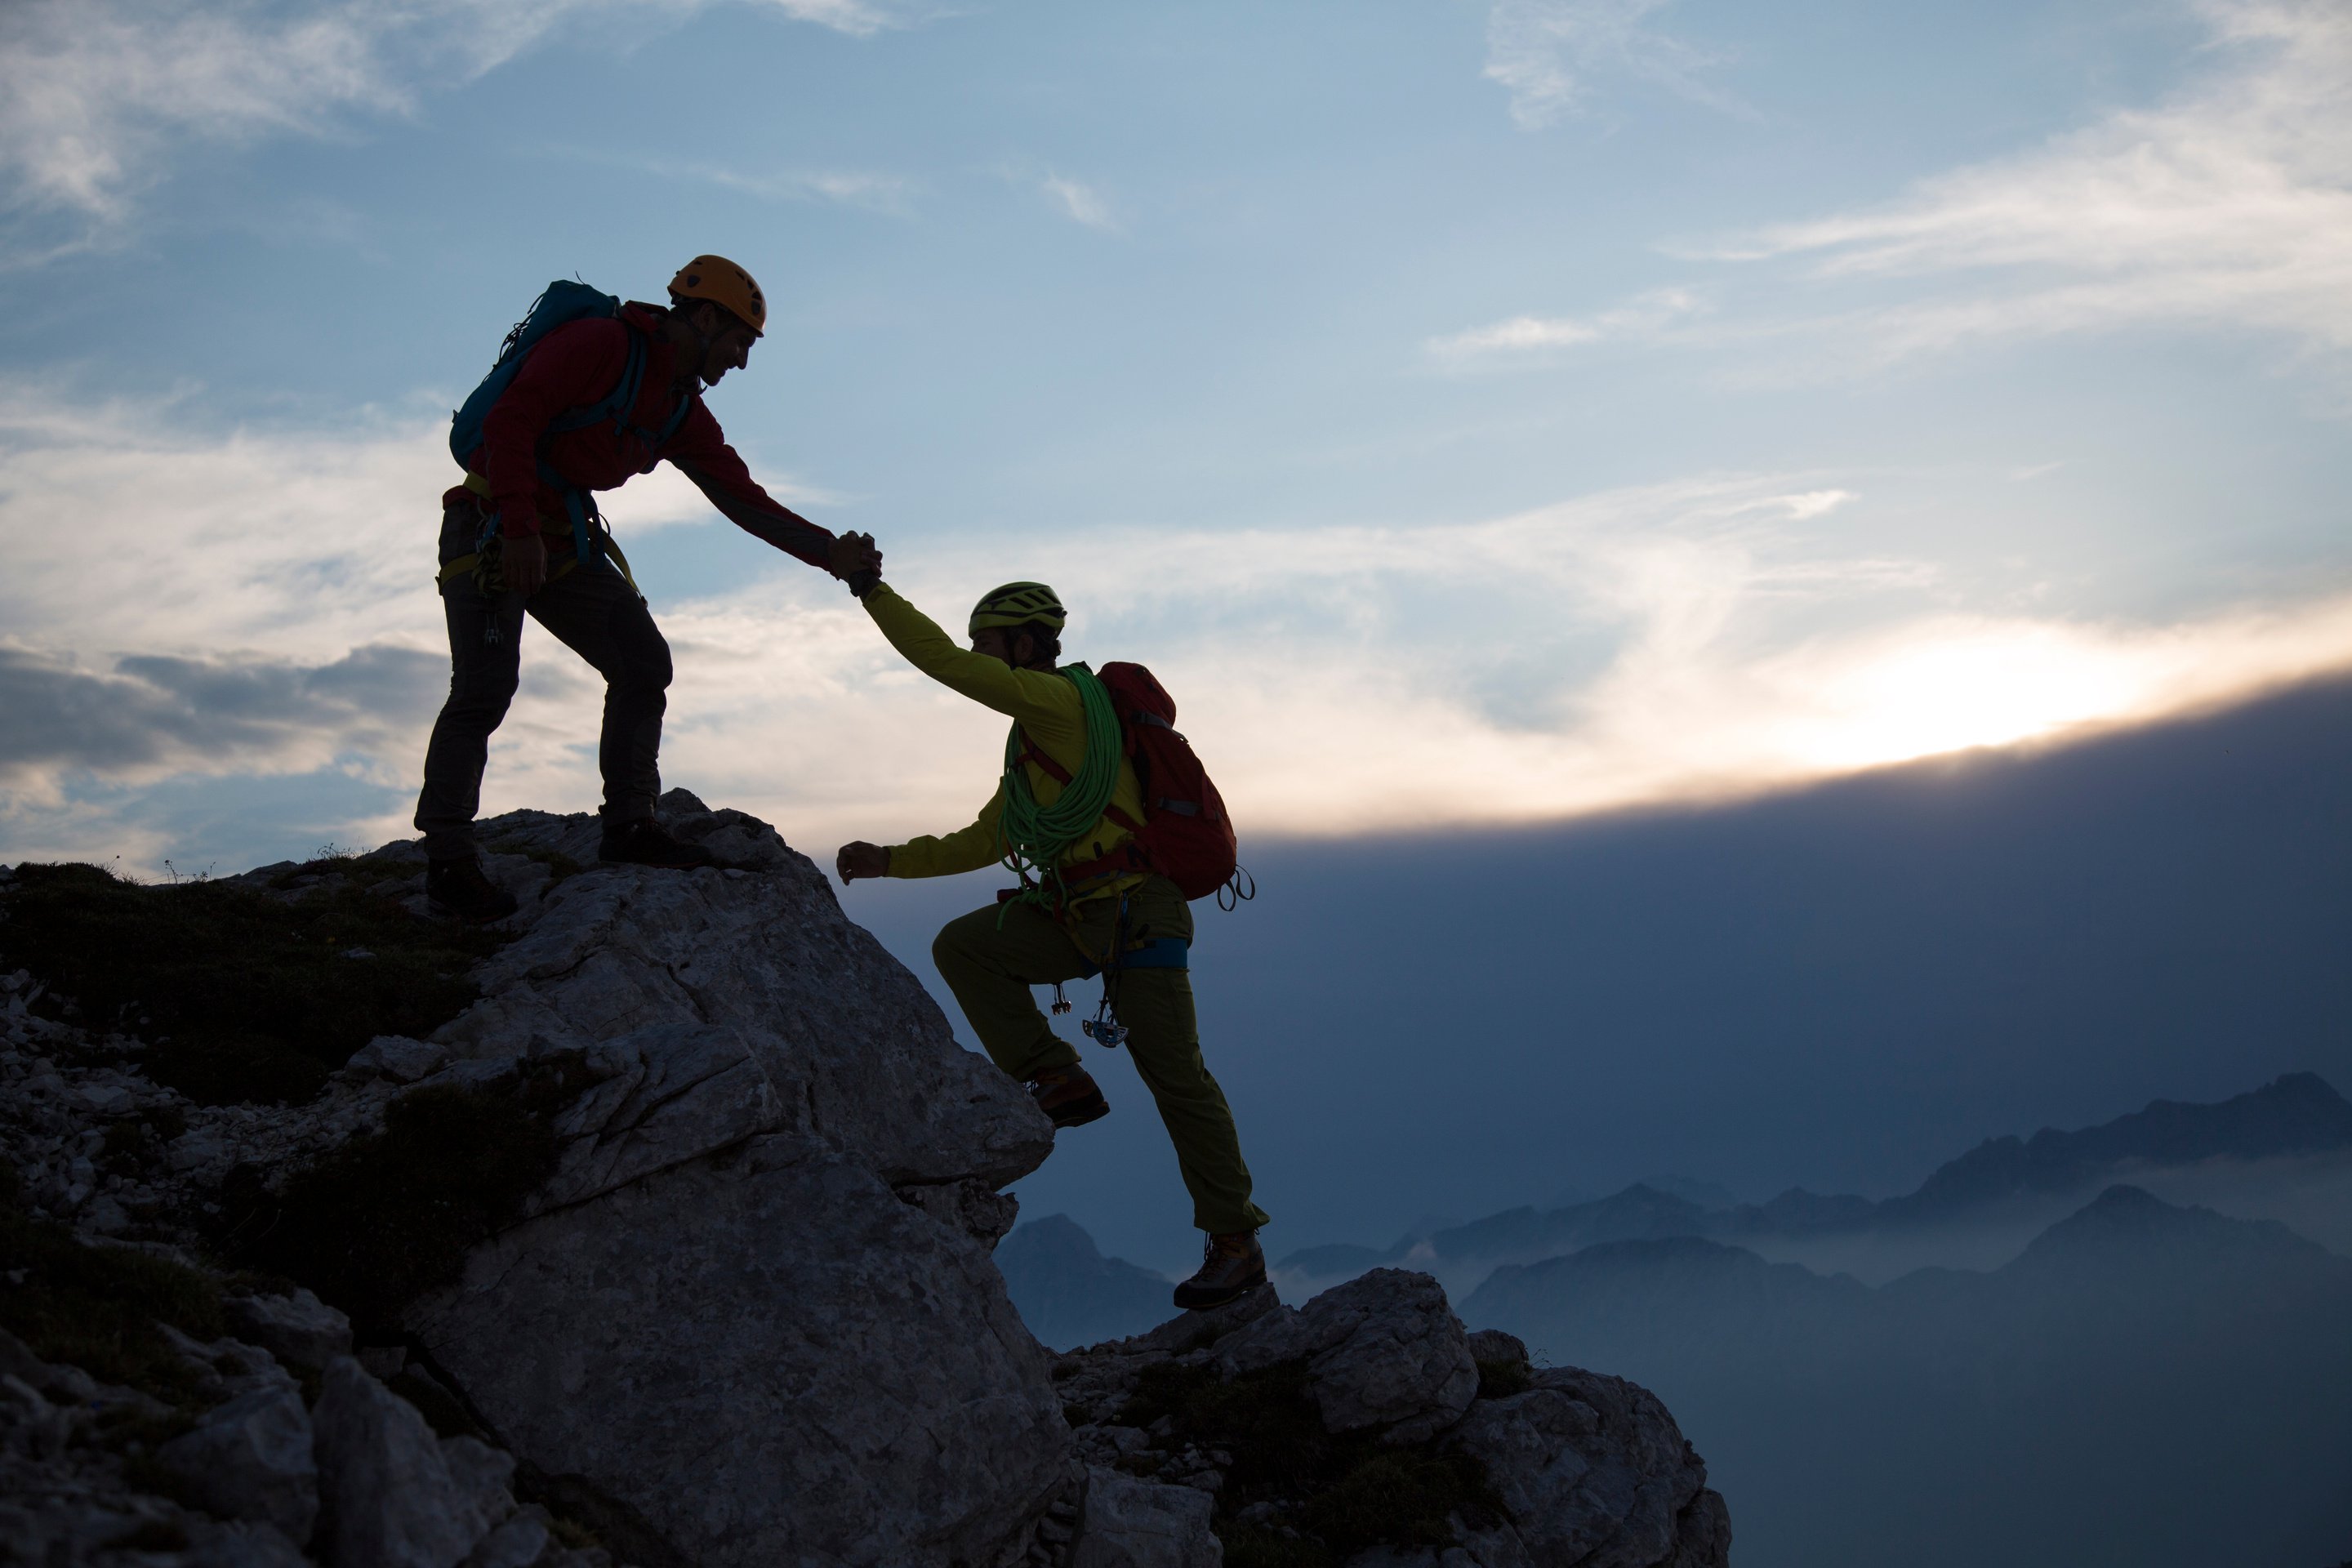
[1446, 1367, 1729, 1568]
[393, 799, 1070, 1567]
[224, 1287, 354, 1372]
[156, 1378, 319, 1543]
[440, 1433, 518, 1531]
[1071, 1466, 1223, 1568]
[462, 1511, 551, 1568]
[1217, 1269, 1478, 1441]
[1054, 1273, 1726, 1568]
[408, 1138, 1068, 1568]
[532, 1021, 786, 1211]
[431, 795, 1052, 1189]
[312, 1356, 499, 1568]
[898, 1175, 1023, 1247]
[347, 1036, 452, 1085]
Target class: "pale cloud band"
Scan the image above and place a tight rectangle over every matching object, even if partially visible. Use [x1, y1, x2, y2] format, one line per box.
[1452, 0, 2352, 376]
[6, 398, 2351, 868]
[0, 0, 922, 250]
[1482, 0, 1741, 129]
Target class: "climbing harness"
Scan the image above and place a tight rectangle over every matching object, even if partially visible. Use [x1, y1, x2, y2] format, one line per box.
[992, 662, 1124, 921]
[437, 475, 647, 599]
[1053, 895, 1193, 1052]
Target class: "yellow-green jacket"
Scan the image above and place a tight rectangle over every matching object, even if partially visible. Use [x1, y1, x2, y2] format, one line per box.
[865, 584, 1148, 902]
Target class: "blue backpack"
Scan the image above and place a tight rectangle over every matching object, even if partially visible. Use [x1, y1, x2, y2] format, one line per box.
[448, 280, 693, 572]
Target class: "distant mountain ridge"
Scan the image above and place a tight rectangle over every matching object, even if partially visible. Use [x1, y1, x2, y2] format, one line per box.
[1460, 1184, 2352, 1568]
[1274, 1071, 2352, 1283]
[994, 1214, 1171, 1351]
[1874, 1071, 2352, 1224]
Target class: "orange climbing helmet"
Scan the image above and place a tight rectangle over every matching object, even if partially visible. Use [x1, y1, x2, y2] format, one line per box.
[667, 255, 766, 336]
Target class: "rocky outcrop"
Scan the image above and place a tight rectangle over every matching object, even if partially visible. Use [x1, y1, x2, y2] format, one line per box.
[1052, 1278, 1729, 1567]
[0, 796, 1730, 1568]
[0, 1318, 598, 1568]
[381, 799, 1067, 1568]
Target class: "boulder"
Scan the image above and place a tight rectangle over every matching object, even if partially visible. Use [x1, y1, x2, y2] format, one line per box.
[346, 1036, 452, 1085]
[1446, 1367, 1727, 1568]
[461, 1511, 551, 1568]
[1071, 1466, 1224, 1568]
[1217, 1269, 1478, 1441]
[312, 1356, 501, 1568]
[156, 1379, 318, 1543]
[224, 1287, 354, 1372]
[1055, 1272, 1728, 1568]
[399, 799, 1071, 1567]
[410, 1140, 1066, 1568]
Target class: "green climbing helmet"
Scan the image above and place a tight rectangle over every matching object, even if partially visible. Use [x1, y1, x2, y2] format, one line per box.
[969, 581, 1066, 636]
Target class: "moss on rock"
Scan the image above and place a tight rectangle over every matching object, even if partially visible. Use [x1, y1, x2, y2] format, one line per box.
[213, 1064, 585, 1335]
[0, 1165, 224, 1406]
[0, 862, 506, 1106]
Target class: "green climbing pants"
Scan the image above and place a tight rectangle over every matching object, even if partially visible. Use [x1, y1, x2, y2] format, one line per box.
[931, 874, 1272, 1237]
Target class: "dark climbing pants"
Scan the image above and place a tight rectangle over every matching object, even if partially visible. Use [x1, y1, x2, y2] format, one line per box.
[414, 501, 671, 858]
[931, 875, 1271, 1236]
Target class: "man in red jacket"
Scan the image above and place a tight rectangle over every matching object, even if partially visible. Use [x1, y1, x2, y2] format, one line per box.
[417, 255, 873, 921]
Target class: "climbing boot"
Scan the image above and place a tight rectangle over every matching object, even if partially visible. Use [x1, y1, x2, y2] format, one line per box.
[599, 817, 717, 869]
[1027, 1064, 1109, 1129]
[1173, 1230, 1266, 1311]
[425, 857, 519, 924]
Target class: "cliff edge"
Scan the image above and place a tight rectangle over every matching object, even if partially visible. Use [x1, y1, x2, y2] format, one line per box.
[0, 795, 1728, 1568]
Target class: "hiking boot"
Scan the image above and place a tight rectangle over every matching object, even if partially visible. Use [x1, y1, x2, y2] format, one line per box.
[1173, 1230, 1266, 1311]
[1027, 1065, 1109, 1129]
[599, 817, 717, 869]
[426, 857, 519, 924]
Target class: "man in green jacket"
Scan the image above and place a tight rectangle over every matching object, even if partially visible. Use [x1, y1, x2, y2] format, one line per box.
[835, 577, 1271, 1310]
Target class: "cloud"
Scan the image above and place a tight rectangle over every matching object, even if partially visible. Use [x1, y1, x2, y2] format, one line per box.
[1040, 175, 1120, 233]
[1482, 0, 1742, 129]
[0, 0, 920, 253]
[1428, 288, 1703, 362]
[1690, 0, 2352, 368]
[0, 643, 442, 788]
[9, 395, 2352, 869]
[580, 153, 917, 215]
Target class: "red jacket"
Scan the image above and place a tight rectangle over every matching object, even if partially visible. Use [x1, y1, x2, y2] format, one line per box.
[453, 301, 835, 570]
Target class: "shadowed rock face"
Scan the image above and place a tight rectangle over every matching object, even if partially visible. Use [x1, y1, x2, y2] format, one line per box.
[1, 794, 1733, 1568]
[398, 795, 1071, 1568]
[1054, 1273, 1731, 1568]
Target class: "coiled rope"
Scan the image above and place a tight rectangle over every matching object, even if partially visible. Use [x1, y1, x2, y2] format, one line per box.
[996, 662, 1122, 915]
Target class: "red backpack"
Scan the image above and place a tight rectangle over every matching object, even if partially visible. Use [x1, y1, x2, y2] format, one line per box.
[1021, 662, 1241, 901]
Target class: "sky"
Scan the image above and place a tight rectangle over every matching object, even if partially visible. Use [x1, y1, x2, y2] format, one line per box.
[2, 0, 2348, 1263]
[4, 0, 2351, 869]
[873, 675, 2352, 1271]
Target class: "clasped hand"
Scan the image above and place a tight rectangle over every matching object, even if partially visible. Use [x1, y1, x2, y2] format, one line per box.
[828, 531, 883, 593]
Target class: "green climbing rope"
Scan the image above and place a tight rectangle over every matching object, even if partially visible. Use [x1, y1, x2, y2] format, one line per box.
[996, 662, 1122, 913]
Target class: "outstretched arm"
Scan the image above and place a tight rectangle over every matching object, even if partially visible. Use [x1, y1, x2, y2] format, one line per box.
[837, 786, 1005, 883]
[663, 403, 840, 572]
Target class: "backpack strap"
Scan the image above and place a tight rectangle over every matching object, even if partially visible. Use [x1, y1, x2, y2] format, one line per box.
[526, 324, 687, 585]
[1016, 732, 1143, 834]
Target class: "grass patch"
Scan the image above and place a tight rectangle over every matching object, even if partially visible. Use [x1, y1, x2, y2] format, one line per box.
[0, 862, 506, 1106]
[1117, 1360, 1500, 1566]
[1476, 1356, 1534, 1400]
[214, 1064, 587, 1335]
[266, 845, 422, 893]
[0, 1165, 224, 1406]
